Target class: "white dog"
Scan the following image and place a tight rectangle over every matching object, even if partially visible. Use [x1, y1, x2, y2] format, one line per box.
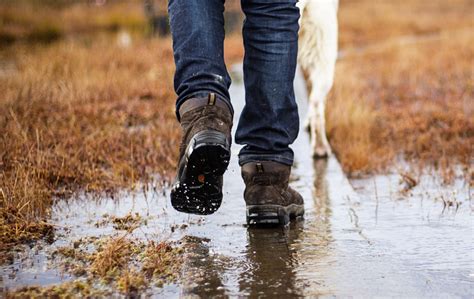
[297, 0, 339, 158]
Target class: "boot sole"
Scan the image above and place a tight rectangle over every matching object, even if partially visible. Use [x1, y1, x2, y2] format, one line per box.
[246, 204, 304, 226]
[171, 130, 230, 215]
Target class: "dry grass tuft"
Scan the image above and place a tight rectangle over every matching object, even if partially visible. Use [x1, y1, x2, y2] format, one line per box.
[5, 280, 111, 299]
[89, 235, 135, 279]
[142, 240, 183, 283]
[0, 204, 54, 263]
[117, 269, 147, 295]
[95, 212, 146, 231]
[8, 235, 184, 296]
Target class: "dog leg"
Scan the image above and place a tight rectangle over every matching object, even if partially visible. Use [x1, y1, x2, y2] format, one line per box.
[304, 104, 314, 133]
[298, 0, 338, 159]
[309, 90, 331, 158]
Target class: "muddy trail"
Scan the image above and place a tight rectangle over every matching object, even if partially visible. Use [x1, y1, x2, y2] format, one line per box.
[1, 66, 472, 297]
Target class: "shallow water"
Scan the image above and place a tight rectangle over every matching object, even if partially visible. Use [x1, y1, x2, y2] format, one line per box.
[1, 66, 473, 297]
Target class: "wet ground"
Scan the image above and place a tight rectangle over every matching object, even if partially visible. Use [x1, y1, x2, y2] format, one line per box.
[1, 66, 473, 297]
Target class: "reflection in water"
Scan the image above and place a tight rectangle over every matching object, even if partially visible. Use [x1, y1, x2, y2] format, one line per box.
[291, 158, 335, 296]
[239, 224, 303, 297]
[312, 159, 331, 228]
[181, 236, 226, 297]
[236, 158, 333, 297]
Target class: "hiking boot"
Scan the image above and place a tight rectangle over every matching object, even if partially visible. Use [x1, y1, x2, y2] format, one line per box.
[241, 161, 304, 226]
[171, 93, 233, 215]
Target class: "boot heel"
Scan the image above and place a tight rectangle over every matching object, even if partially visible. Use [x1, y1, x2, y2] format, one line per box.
[186, 130, 231, 177]
[246, 205, 290, 226]
[171, 129, 231, 215]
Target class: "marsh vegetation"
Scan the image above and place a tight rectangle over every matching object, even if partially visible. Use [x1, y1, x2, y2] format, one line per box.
[1, 0, 472, 296]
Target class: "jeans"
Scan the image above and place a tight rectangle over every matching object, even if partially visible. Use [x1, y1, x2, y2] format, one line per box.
[168, 0, 300, 166]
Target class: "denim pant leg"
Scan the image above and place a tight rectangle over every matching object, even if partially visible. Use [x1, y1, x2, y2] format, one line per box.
[168, 0, 233, 119]
[236, 0, 300, 166]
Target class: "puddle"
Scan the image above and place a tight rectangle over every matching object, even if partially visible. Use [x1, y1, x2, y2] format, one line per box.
[1, 66, 473, 297]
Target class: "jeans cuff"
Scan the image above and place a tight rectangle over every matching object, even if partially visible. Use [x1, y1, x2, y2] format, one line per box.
[175, 91, 234, 121]
[238, 153, 294, 167]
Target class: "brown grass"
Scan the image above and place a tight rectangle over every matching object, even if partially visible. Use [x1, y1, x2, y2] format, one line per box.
[141, 241, 183, 282]
[89, 235, 134, 278]
[338, 0, 474, 49]
[0, 206, 54, 263]
[0, 0, 243, 44]
[0, 36, 180, 253]
[117, 269, 147, 295]
[8, 235, 183, 297]
[328, 0, 473, 181]
[0, 0, 149, 43]
[6, 280, 111, 299]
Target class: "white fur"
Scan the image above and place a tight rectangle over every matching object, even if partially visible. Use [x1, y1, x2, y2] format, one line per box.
[297, 0, 339, 158]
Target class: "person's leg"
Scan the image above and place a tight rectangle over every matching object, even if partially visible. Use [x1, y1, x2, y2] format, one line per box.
[236, 0, 300, 166]
[238, 0, 304, 226]
[168, 0, 233, 118]
[168, 0, 233, 215]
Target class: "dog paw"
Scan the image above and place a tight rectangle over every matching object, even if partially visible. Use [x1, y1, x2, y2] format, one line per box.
[312, 146, 331, 159]
[304, 119, 311, 133]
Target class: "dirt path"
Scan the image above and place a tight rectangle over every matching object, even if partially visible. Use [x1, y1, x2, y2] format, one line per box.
[1, 65, 472, 297]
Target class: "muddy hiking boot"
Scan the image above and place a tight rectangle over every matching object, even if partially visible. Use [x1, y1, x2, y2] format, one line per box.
[171, 93, 233, 215]
[242, 161, 304, 226]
